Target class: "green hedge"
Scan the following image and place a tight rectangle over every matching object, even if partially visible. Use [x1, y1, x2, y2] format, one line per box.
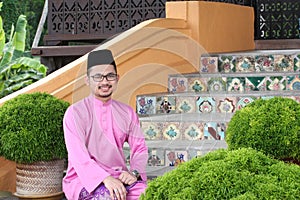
[140, 148, 300, 199]
[1, 0, 45, 50]
[0, 92, 69, 163]
[226, 97, 300, 162]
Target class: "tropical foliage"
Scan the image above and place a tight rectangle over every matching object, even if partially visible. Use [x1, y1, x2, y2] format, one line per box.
[0, 2, 47, 98]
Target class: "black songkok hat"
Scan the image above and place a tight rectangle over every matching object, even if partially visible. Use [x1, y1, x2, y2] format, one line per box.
[87, 49, 116, 70]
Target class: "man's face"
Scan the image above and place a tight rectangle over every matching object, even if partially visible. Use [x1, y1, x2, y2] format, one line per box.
[86, 64, 119, 102]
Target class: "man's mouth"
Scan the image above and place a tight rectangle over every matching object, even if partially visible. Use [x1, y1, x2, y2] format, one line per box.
[98, 85, 112, 90]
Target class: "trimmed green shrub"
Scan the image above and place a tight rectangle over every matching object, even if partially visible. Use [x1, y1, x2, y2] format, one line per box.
[140, 148, 300, 199]
[226, 97, 300, 162]
[0, 92, 70, 163]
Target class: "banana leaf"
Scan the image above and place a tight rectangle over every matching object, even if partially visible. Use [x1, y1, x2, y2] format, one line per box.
[0, 79, 33, 98]
[0, 2, 5, 57]
[0, 25, 15, 69]
[12, 15, 26, 60]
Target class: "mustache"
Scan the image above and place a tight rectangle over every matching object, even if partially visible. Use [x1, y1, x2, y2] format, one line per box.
[98, 84, 112, 89]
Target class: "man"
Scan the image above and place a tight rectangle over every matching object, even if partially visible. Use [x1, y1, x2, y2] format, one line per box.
[63, 49, 148, 200]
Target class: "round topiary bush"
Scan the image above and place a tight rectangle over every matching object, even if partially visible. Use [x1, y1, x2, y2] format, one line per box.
[225, 97, 300, 164]
[0, 92, 70, 163]
[140, 148, 300, 200]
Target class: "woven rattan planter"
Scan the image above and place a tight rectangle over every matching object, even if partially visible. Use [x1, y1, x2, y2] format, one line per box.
[14, 159, 65, 197]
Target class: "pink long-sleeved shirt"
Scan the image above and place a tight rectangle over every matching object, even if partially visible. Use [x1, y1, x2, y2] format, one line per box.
[62, 95, 148, 199]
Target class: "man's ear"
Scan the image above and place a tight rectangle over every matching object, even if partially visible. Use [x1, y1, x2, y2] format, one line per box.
[85, 75, 90, 86]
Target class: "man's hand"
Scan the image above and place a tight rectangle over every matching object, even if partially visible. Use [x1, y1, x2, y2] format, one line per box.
[118, 171, 137, 185]
[103, 176, 127, 200]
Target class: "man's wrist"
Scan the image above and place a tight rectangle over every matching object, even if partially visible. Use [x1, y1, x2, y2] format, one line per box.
[131, 170, 141, 179]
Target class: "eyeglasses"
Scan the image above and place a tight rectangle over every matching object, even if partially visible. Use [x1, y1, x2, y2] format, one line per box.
[90, 73, 118, 82]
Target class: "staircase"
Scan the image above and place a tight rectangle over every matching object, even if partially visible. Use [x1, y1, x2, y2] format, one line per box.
[130, 49, 300, 178]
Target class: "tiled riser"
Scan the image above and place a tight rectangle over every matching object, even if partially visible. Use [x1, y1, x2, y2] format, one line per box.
[168, 73, 300, 93]
[124, 140, 227, 168]
[200, 54, 300, 73]
[141, 121, 227, 140]
[136, 93, 300, 115]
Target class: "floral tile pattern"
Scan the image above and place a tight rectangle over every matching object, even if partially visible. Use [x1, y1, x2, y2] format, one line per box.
[287, 75, 300, 90]
[266, 76, 286, 91]
[245, 77, 266, 91]
[182, 122, 204, 140]
[176, 96, 196, 113]
[148, 148, 165, 166]
[141, 122, 162, 140]
[196, 97, 216, 113]
[227, 77, 245, 92]
[162, 122, 181, 140]
[218, 56, 235, 72]
[188, 77, 207, 92]
[274, 55, 294, 72]
[235, 56, 255, 72]
[207, 77, 227, 92]
[203, 122, 223, 140]
[156, 96, 176, 114]
[255, 55, 274, 71]
[236, 97, 256, 110]
[216, 97, 236, 113]
[168, 76, 188, 93]
[136, 96, 156, 115]
[200, 56, 218, 73]
[165, 150, 188, 166]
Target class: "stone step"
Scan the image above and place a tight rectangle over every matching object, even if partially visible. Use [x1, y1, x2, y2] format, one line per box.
[136, 90, 300, 115]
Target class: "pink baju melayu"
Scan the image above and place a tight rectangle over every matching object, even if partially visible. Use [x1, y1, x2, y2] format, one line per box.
[62, 95, 148, 200]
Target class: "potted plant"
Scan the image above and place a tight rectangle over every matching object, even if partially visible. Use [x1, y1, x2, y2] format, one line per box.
[226, 96, 300, 165]
[0, 92, 70, 198]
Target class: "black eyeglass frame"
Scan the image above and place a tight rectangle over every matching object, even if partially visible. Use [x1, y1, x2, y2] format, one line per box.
[90, 73, 118, 82]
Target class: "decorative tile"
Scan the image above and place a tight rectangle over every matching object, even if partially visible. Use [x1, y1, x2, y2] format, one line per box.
[207, 77, 227, 92]
[266, 76, 286, 91]
[261, 96, 274, 100]
[294, 54, 300, 71]
[227, 77, 245, 92]
[188, 77, 207, 92]
[188, 149, 203, 159]
[236, 97, 255, 110]
[176, 97, 196, 113]
[200, 56, 218, 73]
[274, 55, 294, 72]
[162, 122, 181, 140]
[218, 56, 235, 72]
[165, 150, 188, 166]
[245, 77, 267, 91]
[168, 76, 188, 93]
[141, 122, 162, 140]
[235, 56, 255, 72]
[255, 55, 274, 72]
[287, 75, 300, 90]
[156, 96, 176, 114]
[148, 148, 165, 166]
[196, 97, 216, 113]
[204, 122, 222, 140]
[181, 122, 204, 140]
[216, 97, 237, 113]
[136, 96, 156, 115]
[217, 122, 227, 140]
